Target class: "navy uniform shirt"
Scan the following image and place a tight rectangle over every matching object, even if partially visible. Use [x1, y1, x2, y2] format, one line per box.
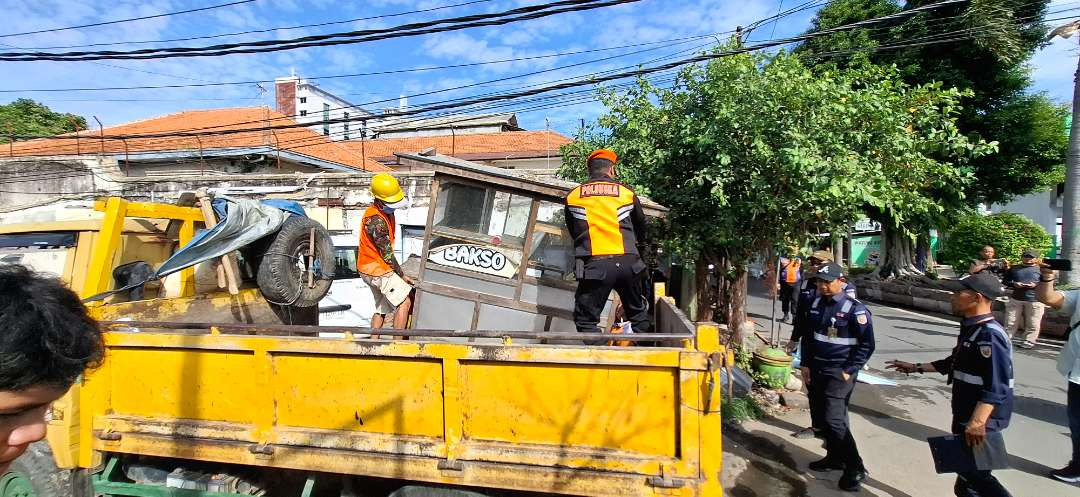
[805, 292, 876, 374]
[930, 314, 1014, 432]
[791, 280, 858, 343]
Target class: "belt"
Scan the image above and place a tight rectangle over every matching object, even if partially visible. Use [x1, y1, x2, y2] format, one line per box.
[584, 254, 629, 260]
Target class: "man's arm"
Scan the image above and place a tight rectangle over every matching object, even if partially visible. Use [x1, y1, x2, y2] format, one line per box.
[1002, 267, 1016, 288]
[967, 330, 1013, 446]
[1037, 266, 1066, 310]
[630, 194, 649, 244]
[365, 216, 402, 277]
[842, 308, 876, 378]
[564, 203, 582, 240]
[969, 260, 987, 274]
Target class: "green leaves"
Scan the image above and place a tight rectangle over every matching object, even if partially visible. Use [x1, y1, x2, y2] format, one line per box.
[939, 212, 1054, 267]
[0, 98, 86, 142]
[561, 49, 987, 266]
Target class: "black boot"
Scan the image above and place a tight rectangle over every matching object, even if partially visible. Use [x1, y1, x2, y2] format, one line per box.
[808, 457, 845, 472]
[839, 468, 868, 491]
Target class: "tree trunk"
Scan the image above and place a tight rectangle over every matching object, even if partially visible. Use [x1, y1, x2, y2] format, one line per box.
[695, 258, 715, 323]
[875, 224, 924, 279]
[728, 265, 748, 346]
[1061, 48, 1080, 286]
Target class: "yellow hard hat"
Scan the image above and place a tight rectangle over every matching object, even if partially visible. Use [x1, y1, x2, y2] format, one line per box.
[371, 173, 405, 204]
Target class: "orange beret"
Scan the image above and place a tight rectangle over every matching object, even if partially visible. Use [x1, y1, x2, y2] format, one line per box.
[587, 149, 617, 164]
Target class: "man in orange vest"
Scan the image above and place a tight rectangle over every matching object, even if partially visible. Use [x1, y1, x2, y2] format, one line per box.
[358, 173, 413, 330]
[565, 149, 652, 336]
[779, 250, 802, 323]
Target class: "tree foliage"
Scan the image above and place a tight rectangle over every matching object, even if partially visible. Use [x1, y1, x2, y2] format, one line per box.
[560, 49, 993, 326]
[797, 0, 1065, 205]
[562, 50, 991, 262]
[0, 99, 87, 143]
[939, 212, 1053, 269]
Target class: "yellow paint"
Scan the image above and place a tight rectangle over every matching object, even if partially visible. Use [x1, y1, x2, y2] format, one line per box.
[81, 197, 127, 299]
[178, 220, 196, 297]
[460, 362, 678, 457]
[106, 347, 258, 423]
[74, 326, 723, 496]
[271, 355, 445, 438]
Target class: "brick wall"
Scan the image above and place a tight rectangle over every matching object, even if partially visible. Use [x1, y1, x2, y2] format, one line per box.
[275, 81, 296, 116]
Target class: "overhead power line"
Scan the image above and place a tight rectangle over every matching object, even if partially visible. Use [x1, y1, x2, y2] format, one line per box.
[0, 32, 729, 93]
[0, 0, 640, 62]
[18, 0, 496, 51]
[0, 0, 258, 39]
[5, 0, 969, 143]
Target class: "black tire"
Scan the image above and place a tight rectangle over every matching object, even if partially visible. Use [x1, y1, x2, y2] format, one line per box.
[388, 486, 489, 497]
[4, 442, 89, 497]
[256, 216, 335, 308]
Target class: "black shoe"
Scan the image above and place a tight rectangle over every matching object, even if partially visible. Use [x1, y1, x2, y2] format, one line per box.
[781, 313, 790, 323]
[808, 457, 845, 472]
[839, 469, 868, 491]
[1050, 461, 1080, 483]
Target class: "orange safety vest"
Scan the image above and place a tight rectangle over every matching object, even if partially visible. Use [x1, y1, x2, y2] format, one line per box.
[565, 179, 640, 257]
[782, 259, 801, 284]
[357, 205, 396, 276]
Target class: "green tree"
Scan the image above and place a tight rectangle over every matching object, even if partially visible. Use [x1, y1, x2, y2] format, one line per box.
[797, 0, 1065, 206]
[939, 212, 1053, 269]
[560, 49, 993, 336]
[0, 98, 87, 143]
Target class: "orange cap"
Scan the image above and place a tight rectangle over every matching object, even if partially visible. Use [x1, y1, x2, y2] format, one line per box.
[587, 149, 617, 164]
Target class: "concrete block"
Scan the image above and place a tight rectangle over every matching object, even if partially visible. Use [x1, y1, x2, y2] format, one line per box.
[779, 390, 810, 410]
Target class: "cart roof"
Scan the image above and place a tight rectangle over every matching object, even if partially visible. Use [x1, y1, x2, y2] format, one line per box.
[395, 152, 668, 218]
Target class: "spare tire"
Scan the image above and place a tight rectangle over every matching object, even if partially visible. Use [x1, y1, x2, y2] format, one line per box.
[256, 216, 335, 307]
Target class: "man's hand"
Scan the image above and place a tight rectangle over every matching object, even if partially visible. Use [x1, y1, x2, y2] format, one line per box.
[885, 360, 917, 374]
[964, 419, 987, 447]
[842, 371, 852, 382]
[403, 275, 415, 285]
[785, 340, 798, 354]
[800, 367, 811, 386]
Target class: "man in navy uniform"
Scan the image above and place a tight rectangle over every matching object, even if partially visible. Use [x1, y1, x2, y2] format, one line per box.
[788, 250, 859, 441]
[887, 271, 1014, 497]
[801, 262, 875, 491]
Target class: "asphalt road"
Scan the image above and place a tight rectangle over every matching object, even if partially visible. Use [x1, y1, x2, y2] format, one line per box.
[723, 279, 1077, 497]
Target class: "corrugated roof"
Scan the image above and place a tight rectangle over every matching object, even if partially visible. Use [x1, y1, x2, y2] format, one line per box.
[6, 107, 387, 172]
[337, 130, 572, 161]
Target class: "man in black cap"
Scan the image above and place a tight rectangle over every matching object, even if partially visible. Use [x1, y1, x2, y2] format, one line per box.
[1003, 249, 1045, 349]
[801, 262, 875, 491]
[887, 271, 1015, 497]
[787, 250, 859, 441]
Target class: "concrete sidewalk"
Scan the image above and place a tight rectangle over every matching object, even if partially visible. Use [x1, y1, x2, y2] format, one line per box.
[720, 279, 1078, 496]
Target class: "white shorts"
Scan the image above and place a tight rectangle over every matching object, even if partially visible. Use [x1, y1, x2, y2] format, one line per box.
[361, 272, 412, 315]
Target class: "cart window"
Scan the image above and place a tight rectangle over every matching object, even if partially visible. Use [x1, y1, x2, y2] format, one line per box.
[526, 201, 574, 280]
[333, 247, 360, 280]
[432, 181, 532, 247]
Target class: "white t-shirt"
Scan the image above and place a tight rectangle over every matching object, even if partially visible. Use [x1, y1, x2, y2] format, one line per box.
[1057, 290, 1080, 384]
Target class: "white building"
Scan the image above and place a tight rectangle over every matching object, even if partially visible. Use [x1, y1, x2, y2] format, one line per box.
[274, 76, 377, 141]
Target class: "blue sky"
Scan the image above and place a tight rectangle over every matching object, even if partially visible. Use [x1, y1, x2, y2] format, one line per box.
[2, 0, 1078, 137]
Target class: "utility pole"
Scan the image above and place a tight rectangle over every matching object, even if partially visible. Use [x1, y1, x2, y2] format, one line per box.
[1048, 20, 1080, 284]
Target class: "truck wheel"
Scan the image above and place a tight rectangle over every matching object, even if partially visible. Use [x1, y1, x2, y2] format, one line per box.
[2, 442, 88, 497]
[256, 216, 335, 308]
[388, 486, 489, 497]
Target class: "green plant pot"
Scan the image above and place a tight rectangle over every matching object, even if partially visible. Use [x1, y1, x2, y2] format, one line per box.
[752, 347, 793, 389]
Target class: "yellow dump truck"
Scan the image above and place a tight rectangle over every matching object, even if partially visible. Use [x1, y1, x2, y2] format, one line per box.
[2, 155, 726, 497]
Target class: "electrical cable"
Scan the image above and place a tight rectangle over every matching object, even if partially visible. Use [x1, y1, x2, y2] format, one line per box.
[18, 0, 497, 51]
[0, 0, 641, 61]
[0, 0, 258, 39]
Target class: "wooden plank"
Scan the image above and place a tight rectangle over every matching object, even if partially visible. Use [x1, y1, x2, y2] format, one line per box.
[195, 189, 240, 295]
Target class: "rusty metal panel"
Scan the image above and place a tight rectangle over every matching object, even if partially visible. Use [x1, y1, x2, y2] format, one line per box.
[459, 361, 679, 457]
[271, 354, 445, 438]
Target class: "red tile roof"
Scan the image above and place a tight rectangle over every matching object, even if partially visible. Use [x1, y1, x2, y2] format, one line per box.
[337, 130, 572, 163]
[6, 107, 387, 172]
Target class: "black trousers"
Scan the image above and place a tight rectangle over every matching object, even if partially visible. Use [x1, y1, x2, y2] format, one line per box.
[573, 255, 652, 334]
[779, 281, 797, 315]
[949, 422, 1013, 497]
[808, 368, 864, 471]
